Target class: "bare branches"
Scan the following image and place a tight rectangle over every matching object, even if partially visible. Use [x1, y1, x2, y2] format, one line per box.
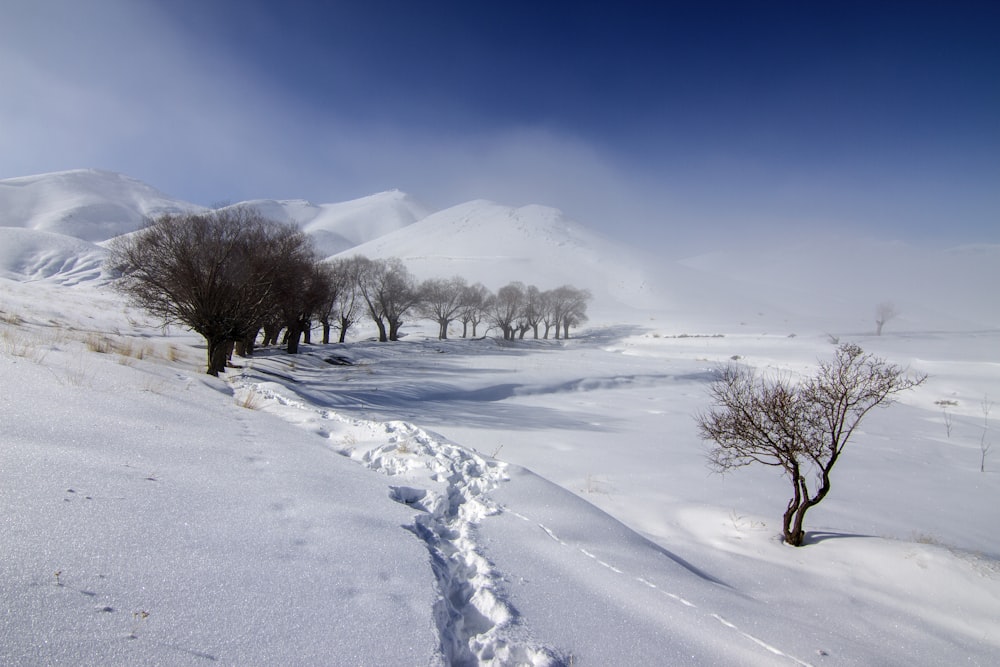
[106, 209, 318, 375]
[696, 343, 926, 546]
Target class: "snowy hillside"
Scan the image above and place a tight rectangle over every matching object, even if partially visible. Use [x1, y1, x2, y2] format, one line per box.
[220, 190, 430, 257]
[0, 169, 204, 243]
[341, 199, 664, 317]
[0, 227, 108, 284]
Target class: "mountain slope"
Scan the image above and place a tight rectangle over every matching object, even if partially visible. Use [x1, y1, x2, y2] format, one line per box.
[0, 169, 204, 243]
[0, 227, 108, 284]
[220, 190, 430, 257]
[340, 199, 665, 318]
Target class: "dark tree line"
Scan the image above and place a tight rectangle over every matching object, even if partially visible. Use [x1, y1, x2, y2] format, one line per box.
[107, 211, 592, 374]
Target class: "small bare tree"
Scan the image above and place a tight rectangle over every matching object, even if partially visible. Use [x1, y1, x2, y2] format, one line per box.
[696, 343, 926, 546]
[875, 301, 898, 336]
[458, 283, 490, 338]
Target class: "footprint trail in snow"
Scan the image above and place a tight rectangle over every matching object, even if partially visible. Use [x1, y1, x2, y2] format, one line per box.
[239, 375, 814, 666]
[241, 379, 564, 665]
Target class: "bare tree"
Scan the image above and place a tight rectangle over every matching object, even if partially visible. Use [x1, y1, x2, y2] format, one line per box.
[274, 257, 331, 354]
[547, 285, 592, 339]
[875, 301, 898, 336]
[519, 285, 545, 339]
[322, 256, 365, 343]
[418, 276, 467, 339]
[458, 283, 490, 338]
[106, 209, 307, 375]
[356, 257, 420, 342]
[490, 282, 526, 340]
[696, 343, 926, 546]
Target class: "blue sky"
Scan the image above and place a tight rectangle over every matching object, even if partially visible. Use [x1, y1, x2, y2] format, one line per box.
[1, 1, 997, 251]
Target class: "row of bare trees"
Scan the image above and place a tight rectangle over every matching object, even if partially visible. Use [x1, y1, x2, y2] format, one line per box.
[108, 210, 592, 375]
[319, 256, 592, 344]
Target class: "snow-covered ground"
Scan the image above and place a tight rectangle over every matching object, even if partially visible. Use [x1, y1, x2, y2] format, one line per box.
[1, 171, 998, 665]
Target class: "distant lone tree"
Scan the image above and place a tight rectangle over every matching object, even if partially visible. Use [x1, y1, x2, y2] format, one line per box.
[875, 301, 898, 336]
[106, 208, 313, 375]
[696, 343, 926, 546]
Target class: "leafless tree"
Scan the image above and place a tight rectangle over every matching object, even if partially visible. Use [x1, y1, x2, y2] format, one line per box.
[418, 276, 467, 339]
[356, 257, 420, 341]
[518, 285, 545, 339]
[458, 283, 490, 338]
[547, 285, 592, 339]
[696, 343, 926, 546]
[490, 282, 527, 340]
[273, 257, 332, 354]
[875, 301, 898, 336]
[106, 208, 308, 375]
[316, 257, 361, 344]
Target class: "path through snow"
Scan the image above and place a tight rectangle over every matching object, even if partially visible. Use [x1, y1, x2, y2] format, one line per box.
[241, 378, 565, 665]
[234, 359, 820, 666]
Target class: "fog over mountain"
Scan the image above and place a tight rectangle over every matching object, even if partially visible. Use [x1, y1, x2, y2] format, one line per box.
[1, 168, 997, 333]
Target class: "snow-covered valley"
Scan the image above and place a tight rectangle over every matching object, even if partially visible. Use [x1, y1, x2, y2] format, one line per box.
[1, 170, 998, 665]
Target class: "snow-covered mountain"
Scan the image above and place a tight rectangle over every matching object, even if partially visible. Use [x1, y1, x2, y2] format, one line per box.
[340, 199, 665, 316]
[0, 169, 205, 243]
[1, 169, 997, 332]
[220, 190, 430, 257]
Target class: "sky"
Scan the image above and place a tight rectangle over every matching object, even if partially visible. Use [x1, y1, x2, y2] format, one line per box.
[1, 0, 997, 251]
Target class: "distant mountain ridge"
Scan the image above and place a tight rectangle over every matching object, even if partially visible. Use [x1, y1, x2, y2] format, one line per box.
[0, 169, 996, 330]
[0, 169, 203, 243]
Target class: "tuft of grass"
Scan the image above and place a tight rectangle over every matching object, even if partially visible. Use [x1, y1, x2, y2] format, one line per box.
[235, 388, 262, 410]
[85, 334, 114, 354]
[0, 311, 24, 326]
[1, 328, 49, 363]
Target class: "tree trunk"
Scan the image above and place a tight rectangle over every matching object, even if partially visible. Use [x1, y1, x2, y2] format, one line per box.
[303, 321, 312, 344]
[338, 316, 350, 343]
[388, 318, 402, 341]
[206, 336, 228, 376]
[321, 320, 331, 345]
[461, 321, 468, 338]
[286, 321, 302, 354]
[374, 318, 388, 342]
[438, 319, 448, 340]
[262, 322, 279, 346]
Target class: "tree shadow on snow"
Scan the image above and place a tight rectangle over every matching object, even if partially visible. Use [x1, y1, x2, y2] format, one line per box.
[800, 531, 877, 545]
